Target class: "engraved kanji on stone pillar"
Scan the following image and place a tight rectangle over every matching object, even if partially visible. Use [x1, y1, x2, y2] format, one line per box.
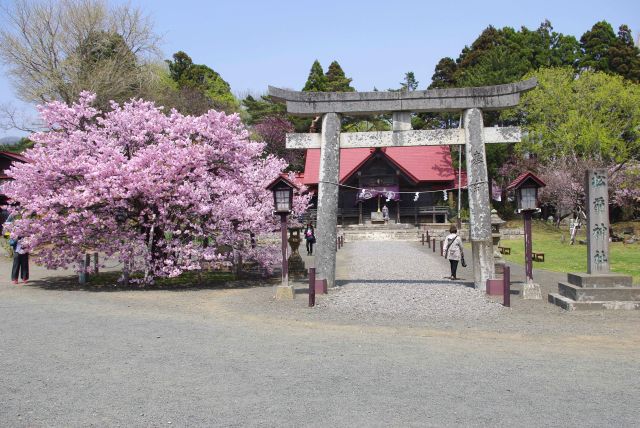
[463, 108, 494, 289]
[586, 169, 610, 274]
[315, 113, 341, 288]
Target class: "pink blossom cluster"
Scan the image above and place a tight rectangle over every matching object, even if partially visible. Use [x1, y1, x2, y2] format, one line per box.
[610, 162, 640, 208]
[3, 92, 310, 281]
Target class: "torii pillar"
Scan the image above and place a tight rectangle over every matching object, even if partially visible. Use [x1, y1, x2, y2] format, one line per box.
[464, 108, 494, 289]
[316, 113, 341, 288]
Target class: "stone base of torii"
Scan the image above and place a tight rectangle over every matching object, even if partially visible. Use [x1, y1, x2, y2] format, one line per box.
[269, 79, 538, 290]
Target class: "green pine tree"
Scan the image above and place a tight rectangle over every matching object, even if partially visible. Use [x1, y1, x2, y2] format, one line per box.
[578, 21, 617, 72]
[325, 61, 355, 92]
[166, 51, 239, 112]
[607, 25, 640, 82]
[400, 71, 419, 91]
[429, 58, 457, 89]
[302, 60, 327, 92]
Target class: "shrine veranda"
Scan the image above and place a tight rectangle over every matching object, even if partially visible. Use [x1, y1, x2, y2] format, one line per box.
[269, 79, 538, 289]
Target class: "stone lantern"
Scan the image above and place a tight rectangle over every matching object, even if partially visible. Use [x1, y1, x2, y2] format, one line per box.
[490, 209, 506, 266]
[287, 226, 306, 278]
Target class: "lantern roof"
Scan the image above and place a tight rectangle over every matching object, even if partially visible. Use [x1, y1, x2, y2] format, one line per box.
[266, 174, 300, 191]
[506, 171, 546, 190]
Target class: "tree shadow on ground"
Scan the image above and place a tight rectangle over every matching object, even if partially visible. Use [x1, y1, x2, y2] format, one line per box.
[335, 279, 476, 288]
[25, 271, 278, 293]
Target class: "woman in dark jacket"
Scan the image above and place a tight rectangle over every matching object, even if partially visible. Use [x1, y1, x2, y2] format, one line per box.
[304, 223, 315, 255]
[10, 236, 29, 284]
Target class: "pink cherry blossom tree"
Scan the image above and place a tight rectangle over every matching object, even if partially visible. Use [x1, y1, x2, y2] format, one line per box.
[499, 154, 640, 224]
[3, 92, 310, 283]
[253, 116, 304, 171]
[609, 161, 640, 219]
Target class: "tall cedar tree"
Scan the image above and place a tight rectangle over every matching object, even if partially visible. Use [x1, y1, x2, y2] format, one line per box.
[429, 58, 457, 89]
[580, 22, 640, 82]
[608, 25, 640, 82]
[325, 61, 355, 92]
[302, 60, 327, 91]
[579, 21, 617, 72]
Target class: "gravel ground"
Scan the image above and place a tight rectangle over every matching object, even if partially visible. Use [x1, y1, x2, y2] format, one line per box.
[318, 241, 506, 322]
[1, 243, 639, 426]
[221, 239, 640, 339]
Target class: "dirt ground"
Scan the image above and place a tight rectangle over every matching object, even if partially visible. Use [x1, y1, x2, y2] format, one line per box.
[1, 243, 639, 426]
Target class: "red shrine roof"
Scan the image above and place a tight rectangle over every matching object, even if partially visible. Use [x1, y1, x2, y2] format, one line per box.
[454, 169, 468, 189]
[0, 151, 29, 181]
[0, 151, 28, 163]
[506, 171, 546, 190]
[302, 146, 457, 185]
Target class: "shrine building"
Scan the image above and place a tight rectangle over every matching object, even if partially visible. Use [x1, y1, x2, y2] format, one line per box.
[0, 151, 28, 206]
[299, 145, 466, 225]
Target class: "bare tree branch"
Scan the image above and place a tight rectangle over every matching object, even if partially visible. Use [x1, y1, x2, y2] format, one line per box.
[0, 103, 42, 133]
[0, 0, 162, 109]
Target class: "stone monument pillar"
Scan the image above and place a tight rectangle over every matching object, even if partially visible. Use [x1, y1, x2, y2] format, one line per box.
[586, 169, 610, 273]
[463, 108, 494, 290]
[549, 168, 638, 310]
[315, 113, 341, 288]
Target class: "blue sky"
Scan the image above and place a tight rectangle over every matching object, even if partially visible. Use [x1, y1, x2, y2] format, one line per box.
[1, 0, 639, 137]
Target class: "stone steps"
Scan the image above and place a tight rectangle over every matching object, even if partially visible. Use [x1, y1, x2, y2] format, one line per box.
[567, 273, 633, 288]
[342, 230, 422, 241]
[339, 224, 456, 242]
[548, 293, 640, 311]
[557, 282, 640, 302]
[549, 272, 639, 311]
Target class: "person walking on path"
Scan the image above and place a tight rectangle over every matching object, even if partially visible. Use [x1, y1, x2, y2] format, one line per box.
[304, 222, 316, 256]
[443, 225, 464, 280]
[10, 236, 29, 284]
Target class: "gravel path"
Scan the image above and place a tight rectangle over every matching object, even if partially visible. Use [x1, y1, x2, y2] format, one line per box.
[318, 240, 506, 322]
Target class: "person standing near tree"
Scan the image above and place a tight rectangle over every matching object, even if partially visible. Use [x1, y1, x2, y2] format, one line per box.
[9, 236, 29, 284]
[304, 222, 316, 256]
[443, 225, 464, 280]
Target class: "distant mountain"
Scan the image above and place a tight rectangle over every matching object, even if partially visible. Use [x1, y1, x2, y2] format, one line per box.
[0, 136, 22, 145]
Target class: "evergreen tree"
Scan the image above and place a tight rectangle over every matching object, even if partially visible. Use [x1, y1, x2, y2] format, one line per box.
[429, 20, 581, 90]
[429, 58, 457, 89]
[241, 95, 287, 125]
[302, 60, 327, 92]
[167, 51, 192, 82]
[457, 46, 530, 87]
[325, 61, 355, 92]
[400, 72, 419, 91]
[608, 25, 640, 82]
[166, 51, 239, 112]
[579, 21, 617, 72]
[456, 26, 505, 71]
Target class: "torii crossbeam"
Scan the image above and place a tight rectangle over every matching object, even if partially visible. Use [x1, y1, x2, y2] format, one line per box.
[269, 78, 537, 290]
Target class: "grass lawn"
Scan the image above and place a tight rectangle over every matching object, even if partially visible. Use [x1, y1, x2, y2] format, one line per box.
[500, 221, 640, 285]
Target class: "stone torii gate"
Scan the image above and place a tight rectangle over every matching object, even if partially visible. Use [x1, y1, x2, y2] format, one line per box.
[269, 78, 537, 290]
